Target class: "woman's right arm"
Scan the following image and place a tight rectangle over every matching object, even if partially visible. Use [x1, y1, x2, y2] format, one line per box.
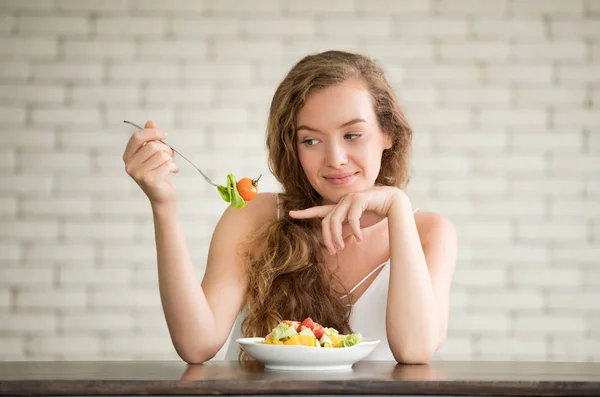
[124, 120, 273, 363]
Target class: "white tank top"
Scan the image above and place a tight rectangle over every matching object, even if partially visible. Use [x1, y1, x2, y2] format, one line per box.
[223, 193, 418, 361]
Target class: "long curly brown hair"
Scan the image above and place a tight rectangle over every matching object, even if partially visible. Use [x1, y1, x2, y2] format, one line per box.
[239, 50, 413, 359]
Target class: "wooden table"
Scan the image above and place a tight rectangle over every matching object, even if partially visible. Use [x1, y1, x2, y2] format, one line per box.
[1, 360, 599, 396]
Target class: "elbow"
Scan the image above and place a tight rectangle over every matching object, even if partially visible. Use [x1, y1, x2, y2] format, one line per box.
[174, 340, 220, 365]
[393, 334, 445, 365]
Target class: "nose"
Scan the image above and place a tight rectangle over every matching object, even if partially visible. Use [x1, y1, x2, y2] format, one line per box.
[324, 142, 348, 169]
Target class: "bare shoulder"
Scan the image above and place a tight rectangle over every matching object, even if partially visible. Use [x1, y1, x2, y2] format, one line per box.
[414, 210, 457, 246]
[216, 192, 279, 233]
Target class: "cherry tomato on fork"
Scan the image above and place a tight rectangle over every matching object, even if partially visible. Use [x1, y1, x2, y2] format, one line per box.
[236, 174, 262, 202]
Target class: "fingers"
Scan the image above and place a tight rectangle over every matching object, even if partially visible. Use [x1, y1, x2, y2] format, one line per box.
[122, 120, 167, 163]
[125, 140, 176, 181]
[289, 205, 334, 219]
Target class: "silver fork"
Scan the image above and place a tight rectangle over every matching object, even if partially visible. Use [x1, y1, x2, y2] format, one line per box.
[123, 120, 218, 187]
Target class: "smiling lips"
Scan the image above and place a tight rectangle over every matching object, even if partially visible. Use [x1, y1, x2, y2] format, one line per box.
[323, 172, 358, 185]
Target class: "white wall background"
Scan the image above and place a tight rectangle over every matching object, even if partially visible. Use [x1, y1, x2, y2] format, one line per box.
[0, 0, 599, 362]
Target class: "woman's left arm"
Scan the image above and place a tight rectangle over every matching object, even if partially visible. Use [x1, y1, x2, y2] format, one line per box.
[386, 190, 457, 364]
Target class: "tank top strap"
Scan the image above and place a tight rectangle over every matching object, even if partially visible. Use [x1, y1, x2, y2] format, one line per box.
[340, 260, 388, 300]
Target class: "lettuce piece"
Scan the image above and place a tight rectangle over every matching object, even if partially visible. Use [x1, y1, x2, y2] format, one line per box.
[342, 333, 362, 347]
[269, 323, 298, 341]
[324, 327, 339, 336]
[216, 173, 247, 209]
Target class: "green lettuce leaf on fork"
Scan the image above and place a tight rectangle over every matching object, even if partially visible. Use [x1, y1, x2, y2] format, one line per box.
[216, 173, 247, 209]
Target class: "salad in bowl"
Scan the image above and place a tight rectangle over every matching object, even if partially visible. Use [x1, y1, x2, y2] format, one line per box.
[262, 317, 362, 348]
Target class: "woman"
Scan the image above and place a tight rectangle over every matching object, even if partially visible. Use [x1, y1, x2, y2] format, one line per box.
[122, 50, 457, 364]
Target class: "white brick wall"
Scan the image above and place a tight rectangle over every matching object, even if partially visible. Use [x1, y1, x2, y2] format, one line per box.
[0, 1, 598, 363]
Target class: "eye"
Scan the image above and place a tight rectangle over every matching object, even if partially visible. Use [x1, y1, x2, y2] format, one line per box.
[301, 138, 319, 146]
[344, 133, 362, 140]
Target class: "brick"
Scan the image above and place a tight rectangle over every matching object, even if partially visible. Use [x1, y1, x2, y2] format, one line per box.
[0, 14, 14, 33]
[453, 267, 506, 288]
[132, 0, 205, 13]
[550, 155, 600, 176]
[552, 246, 600, 264]
[96, 17, 166, 38]
[592, 43, 600, 63]
[512, 0, 584, 15]
[514, 315, 586, 333]
[448, 313, 510, 333]
[510, 177, 584, 197]
[417, 199, 472, 218]
[106, 108, 175, 129]
[31, 62, 103, 82]
[63, 40, 136, 60]
[57, 175, 133, 194]
[139, 41, 208, 60]
[591, 0, 600, 13]
[473, 155, 547, 175]
[551, 338, 600, 361]
[108, 63, 178, 82]
[61, 311, 135, 332]
[90, 288, 161, 309]
[64, 221, 136, 241]
[469, 290, 543, 311]
[474, 199, 546, 219]
[439, 88, 510, 106]
[550, 20, 600, 38]
[27, 336, 100, 355]
[171, 18, 241, 38]
[555, 110, 600, 127]
[515, 88, 586, 106]
[19, 151, 92, 173]
[183, 63, 253, 83]
[478, 336, 547, 359]
[134, 312, 170, 335]
[0, 106, 26, 124]
[0, 242, 21, 261]
[208, 0, 279, 13]
[211, 130, 268, 153]
[58, 267, 132, 285]
[32, 107, 101, 126]
[513, 42, 587, 61]
[408, 108, 472, 127]
[484, 65, 553, 84]
[361, 42, 436, 63]
[0, 337, 24, 356]
[472, 245, 550, 265]
[102, 335, 176, 356]
[589, 315, 600, 334]
[25, 243, 95, 263]
[0, 197, 17, 217]
[432, 177, 508, 199]
[0, 85, 66, 104]
[318, 18, 391, 38]
[550, 200, 600, 219]
[179, 108, 250, 126]
[0, 0, 54, 10]
[216, 86, 274, 107]
[0, 267, 54, 286]
[0, 314, 56, 333]
[412, 154, 471, 176]
[132, 267, 159, 287]
[393, 18, 468, 38]
[22, 197, 93, 217]
[517, 221, 588, 241]
[403, 65, 479, 85]
[0, 221, 59, 241]
[587, 180, 600, 197]
[510, 268, 581, 288]
[593, 224, 600, 244]
[94, 153, 136, 174]
[434, 131, 508, 152]
[0, 149, 15, 171]
[243, 18, 315, 37]
[434, 337, 473, 360]
[511, 130, 585, 153]
[435, 0, 507, 15]
[473, 18, 545, 38]
[286, 0, 357, 14]
[558, 66, 600, 84]
[283, 40, 362, 63]
[460, 220, 512, 242]
[138, 219, 212, 241]
[16, 290, 86, 309]
[215, 40, 283, 61]
[0, 62, 29, 81]
[0, 175, 53, 193]
[0, 289, 11, 308]
[94, 197, 152, 218]
[0, 38, 57, 58]
[440, 42, 510, 61]
[545, 292, 600, 311]
[57, 0, 130, 11]
[17, 16, 90, 35]
[100, 243, 156, 263]
[71, 85, 140, 104]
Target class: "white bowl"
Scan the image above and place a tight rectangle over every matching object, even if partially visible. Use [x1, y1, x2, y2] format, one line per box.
[236, 337, 380, 371]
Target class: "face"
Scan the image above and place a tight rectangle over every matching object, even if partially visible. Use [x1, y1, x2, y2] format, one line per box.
[295, 79, 392, 205]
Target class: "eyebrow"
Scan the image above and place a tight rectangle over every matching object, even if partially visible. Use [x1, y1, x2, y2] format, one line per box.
[296, 118, 368, 133]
